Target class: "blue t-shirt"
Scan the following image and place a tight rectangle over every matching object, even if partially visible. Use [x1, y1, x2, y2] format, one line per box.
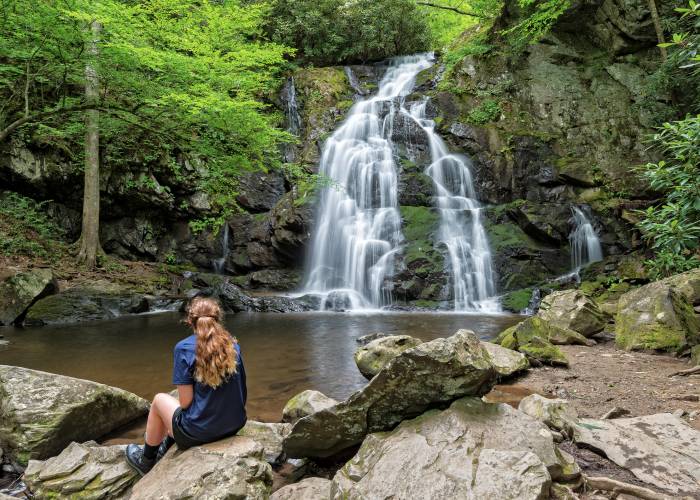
[172, 335, 247, 441]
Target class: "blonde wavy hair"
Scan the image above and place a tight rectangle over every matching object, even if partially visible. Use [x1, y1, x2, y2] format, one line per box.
[185, 297, 237, 388]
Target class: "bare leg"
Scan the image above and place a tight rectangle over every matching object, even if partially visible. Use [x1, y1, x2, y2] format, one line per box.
[145, 393, 180, 446]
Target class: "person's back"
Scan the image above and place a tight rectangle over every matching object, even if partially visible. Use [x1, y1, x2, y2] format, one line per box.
[173, 334, 247, 442]
[126, 297, 247, 475]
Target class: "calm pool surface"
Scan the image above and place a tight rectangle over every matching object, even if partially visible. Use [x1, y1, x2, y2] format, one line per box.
[0, 311, 521, 422]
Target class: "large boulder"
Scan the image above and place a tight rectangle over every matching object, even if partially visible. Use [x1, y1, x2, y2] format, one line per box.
[536, 289, 607, 337]
[129, 436, 272, 500]
[282, 390, 338, 424]
[283, 330, 497, 458]
[22, 281, 149, 326]
[353, 335, 423, 379]
[573, 413, 700, 496]
[615, 278, 700, 351]
[0, 269, 56, 325]
[270, 477, 331, 500]
[331, 397, 580, 499]
[481, 340, 530, 377]
[24, 442, 137, 499]
[662, 267, 700, 306]
[0, 365, 149, 464]
[237, 421, 291, 464]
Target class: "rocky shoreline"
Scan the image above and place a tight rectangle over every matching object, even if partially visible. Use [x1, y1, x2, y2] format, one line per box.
[2, 268, 699, 499]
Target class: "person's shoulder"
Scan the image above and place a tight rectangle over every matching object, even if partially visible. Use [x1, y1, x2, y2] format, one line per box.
[175, 334, 196, 352]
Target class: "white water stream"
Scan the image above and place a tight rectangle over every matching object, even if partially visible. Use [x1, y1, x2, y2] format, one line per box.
[303, 54, 498, 311]
[570, 206, 603, 271]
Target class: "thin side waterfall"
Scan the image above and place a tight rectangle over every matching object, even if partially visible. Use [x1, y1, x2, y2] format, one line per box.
[212, 223, 230, 274]
[570, 206, 603, 271]
[281, 76, 302, 163]
[408, 99, 499, 312]
[303, 55, 434, 310]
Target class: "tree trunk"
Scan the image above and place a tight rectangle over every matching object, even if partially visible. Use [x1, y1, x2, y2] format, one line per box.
[647, 0, 667, 61]
[76, 20, 103, 269]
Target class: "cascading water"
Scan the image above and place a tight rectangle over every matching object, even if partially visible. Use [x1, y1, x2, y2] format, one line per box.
[569, 206, 603, 271]
[303, 55, 434, 310]
[304, 53, 498, 312]
[281, 76, 302, 163]
[212, 223, 230, 274]
[408, 100, 498, 312]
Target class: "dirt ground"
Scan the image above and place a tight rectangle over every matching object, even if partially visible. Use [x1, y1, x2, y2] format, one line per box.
[492, 333, 700, 429]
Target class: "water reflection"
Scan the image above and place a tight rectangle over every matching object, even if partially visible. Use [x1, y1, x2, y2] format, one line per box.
[0, 311, 521, 421]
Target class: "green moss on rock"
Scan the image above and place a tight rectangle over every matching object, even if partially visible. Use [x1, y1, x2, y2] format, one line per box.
[502, 288, 532, 312]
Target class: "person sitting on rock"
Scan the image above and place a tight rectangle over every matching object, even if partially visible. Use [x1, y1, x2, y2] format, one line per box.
[125, 296, 247, 475]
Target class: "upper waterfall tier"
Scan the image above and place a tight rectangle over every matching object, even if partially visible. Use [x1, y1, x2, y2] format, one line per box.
[303, 53, 498, 311]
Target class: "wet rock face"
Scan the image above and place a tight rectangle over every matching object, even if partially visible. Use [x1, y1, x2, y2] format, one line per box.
[129, 436, 272, 500]
[331, 397, 579, 499]
[283, 330, 497, 459]
[0, 365, 149, 464]
[0, 269, 56, 325]
[24, 442, 138, 499]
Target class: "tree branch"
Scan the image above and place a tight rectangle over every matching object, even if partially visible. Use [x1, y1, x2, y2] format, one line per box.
[415, 2, 487, 17]
[0, 104, 101, 142]
[585, 476, 669, 500]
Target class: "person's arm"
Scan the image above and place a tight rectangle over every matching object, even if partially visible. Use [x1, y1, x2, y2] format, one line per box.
[177, 384, 194, 409]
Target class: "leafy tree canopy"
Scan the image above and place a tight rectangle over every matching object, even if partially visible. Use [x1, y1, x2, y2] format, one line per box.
[0, 0, 293, 220]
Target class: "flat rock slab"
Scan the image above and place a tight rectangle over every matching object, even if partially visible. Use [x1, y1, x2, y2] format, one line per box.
[0, 365, 149, 464]
[283, 330, 497, 458]
[24, 441, 137, 499]
[129, 436, 272, 499]
[332, 397, 579, 499]
[573, 413, 700, 496]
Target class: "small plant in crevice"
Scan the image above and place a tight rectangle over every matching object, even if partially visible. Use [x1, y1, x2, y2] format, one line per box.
[467, 99, 502, 125]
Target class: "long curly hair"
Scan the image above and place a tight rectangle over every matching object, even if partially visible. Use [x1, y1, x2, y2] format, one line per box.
[185, 297, 237, 388]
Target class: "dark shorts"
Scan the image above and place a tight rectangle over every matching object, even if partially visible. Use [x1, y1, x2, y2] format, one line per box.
[171, 408, 246, 450]
[172, 407, 206, 450]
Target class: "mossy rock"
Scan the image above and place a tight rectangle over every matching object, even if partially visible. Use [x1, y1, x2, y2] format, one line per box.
[501, 288, 533, 312]
[399, 206, 443, 270]
[615, 278, 700, 352]
[494, 317, 573, 366]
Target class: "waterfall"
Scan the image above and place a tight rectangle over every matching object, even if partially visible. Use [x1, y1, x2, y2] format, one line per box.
[569, 206, 603, 271]
[212, 223, 230, 274]
[303, 55, 434, 310]
[408, 100, 498, 312]
[281, 76, 302, 163]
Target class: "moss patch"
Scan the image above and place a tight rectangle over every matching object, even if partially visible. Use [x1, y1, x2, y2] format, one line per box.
[501, 288, 533, 312]
[485, 223, 541, 252]
[400, 206, 443, 270]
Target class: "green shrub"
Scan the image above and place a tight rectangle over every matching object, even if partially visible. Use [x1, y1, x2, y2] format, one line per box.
[467, 99, 502, 124]
[0, 192, 66, 258]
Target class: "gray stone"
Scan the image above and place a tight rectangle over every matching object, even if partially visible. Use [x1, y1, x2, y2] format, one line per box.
[518, 394, 579, 436]
[537, 289, 607, 337]
[355, 332, 392, 346]
[353, 334, 423, 379]
[331, 397, 580, 499]
[282, 390, 338, 424]
[24, 442, 137, 499]
[0, 269, 56, 325]
[482, 340, 530, 377]
[237, 421, 291, 464]
[22, 281, 149, 326]
[283, 330, 497, 458]
[615, 278, 700, 351]
[271, 477, 331, 500]
[573, 413, 700, 496]
[129, 436, 272, 500]
[0, 365, 148, 464]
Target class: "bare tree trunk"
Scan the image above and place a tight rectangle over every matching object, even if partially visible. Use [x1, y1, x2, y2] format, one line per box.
[76, 20, 103, 269]
[647, 0, 667, 61]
